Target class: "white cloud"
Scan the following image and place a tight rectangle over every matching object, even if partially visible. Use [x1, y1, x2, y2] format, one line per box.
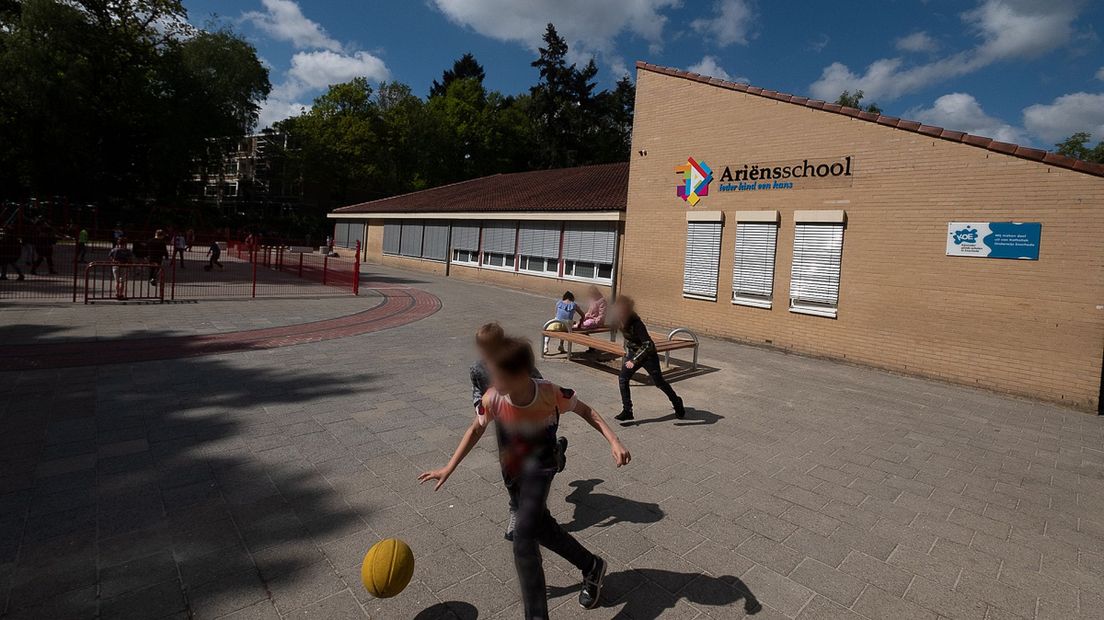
[431, 0, 679, 57]
[687, 55, 748, 83]
[691, 0, 756, 47]
[908, 93, 1024, 143]
[1023, 92, 1104, 143]
[810, 0, 1087, 101]
[1096, 66, 1104, 80]
[895, 31, 938, 53]
[242, 0, 342, 52]
[258, 50, 392, 128]
[806, 34, 830, 54]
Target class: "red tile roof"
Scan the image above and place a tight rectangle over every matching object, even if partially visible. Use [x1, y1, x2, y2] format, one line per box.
[636, 61, 1104, 178]
[333, 162, 628, 214]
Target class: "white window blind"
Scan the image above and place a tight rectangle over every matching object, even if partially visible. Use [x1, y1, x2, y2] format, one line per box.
[563, 222, 616, 264]
[482, 221, 517, 255]
[422, 222, 449, 261]
[333, 222, 350, 247]
[790, 223, 844, 317]
[347, 222, 364, 250]
[382, 222, 401, 255]
[683, 221, 722, 300]
[518, 222, 562, 259]
[399, 220, 424, 257]
[451, 223, 480, 252]
[732, 223, 778, 308]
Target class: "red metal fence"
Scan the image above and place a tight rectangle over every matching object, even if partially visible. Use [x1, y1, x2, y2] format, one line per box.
[0, 239, 361, 303]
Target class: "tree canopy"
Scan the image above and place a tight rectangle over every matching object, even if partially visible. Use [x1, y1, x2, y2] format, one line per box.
[835, 90, 882, 114]
[1055, 132, 1104, 164]
[0, 0, 270, 206]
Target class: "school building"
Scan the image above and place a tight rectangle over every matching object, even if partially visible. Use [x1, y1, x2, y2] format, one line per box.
[330, 62, 1104, 412]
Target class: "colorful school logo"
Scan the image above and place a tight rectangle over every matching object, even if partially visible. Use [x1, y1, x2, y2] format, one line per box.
[675, 157, 713, 206]
[951, 226, 978, 245]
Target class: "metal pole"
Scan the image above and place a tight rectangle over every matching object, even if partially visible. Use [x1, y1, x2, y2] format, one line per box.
[322, 254, 328, 285]
[251, 247, 257, 298]
[298, 252, 303, 278]
[353, 240, 361, 296]
[170, 254, 176, 301]
[71, 240, 78, 303]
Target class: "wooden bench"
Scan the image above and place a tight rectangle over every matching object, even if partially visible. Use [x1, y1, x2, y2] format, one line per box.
[541, 320, 699, 369]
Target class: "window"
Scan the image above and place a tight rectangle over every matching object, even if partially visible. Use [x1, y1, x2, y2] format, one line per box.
[564, 260, 613, 280]
[399, 220, 424, 257]
[732, 222, 778, 308]
[347, 221, 365, 251]
[683, 221, 723, 300]
[382, 222, 401, 255]
[481, 221, 517, 269]
[333, 222, 351, 247]
[520, 255, 558, 273]
[518, 222, 561, 274]
[562, 222, 616, 282]
[451, 223, 480, 265]
[421, 222, 449, 261]
[790, 223, 844, 318]
[482, 252, 515, 268]
[452, 249, 478, 264]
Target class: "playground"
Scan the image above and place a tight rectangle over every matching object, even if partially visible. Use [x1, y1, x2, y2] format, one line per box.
[1, 264, 1103, 619]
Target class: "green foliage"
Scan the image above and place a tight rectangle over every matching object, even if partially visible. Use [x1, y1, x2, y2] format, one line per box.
[835, 89, 881, 114]
[1055, 132, 1104, 163]
[282, 37, 634, 216]
[0, 0, 270, 205]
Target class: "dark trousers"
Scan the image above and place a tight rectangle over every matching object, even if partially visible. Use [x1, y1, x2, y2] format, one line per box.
[1, 260, 22, 278]
[619, 353, 679, 412]
[513, 472, 595, 620]
[31, 249, 54, 273]
[148, 261, 162, 283]
[76, 242, 87, 262]
[173, 248, 185, 266]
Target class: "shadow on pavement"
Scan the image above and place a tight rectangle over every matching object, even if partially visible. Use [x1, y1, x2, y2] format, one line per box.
[561, 479, 663, 532]
[0, 326, 375, 618]
[549, 570, 761, 619]
[414, 600, 479, 619]
[627, 407, 724, 427]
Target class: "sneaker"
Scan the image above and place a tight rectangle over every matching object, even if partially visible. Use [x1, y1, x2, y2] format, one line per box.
[614, 409, 634, 422]
[578, 556, 607, 609]
[504, 508, 517, 542]
[556, 437, 569, 473]
[673, 397, 686, 419]
[557, 343, 566, 354]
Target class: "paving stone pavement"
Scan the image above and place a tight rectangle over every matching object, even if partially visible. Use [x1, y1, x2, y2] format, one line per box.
[1, 263, 1103, 619]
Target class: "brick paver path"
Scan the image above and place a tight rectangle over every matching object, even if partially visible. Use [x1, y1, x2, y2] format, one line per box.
[1, 264, 1102, 619]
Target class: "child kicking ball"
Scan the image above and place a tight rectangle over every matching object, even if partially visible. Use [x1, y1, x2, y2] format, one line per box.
[419, 337, 631, 618]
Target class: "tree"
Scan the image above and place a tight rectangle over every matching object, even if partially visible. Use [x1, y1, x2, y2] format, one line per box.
[429, 52, 486, 98]
[835, 89, 882, 114]
[1055, 132, 1104, 163]
[0, 0, 270, 209]
[529, 23, 600, 168]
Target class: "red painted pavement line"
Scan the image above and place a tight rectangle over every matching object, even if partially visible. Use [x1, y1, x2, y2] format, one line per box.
[0, 287, 441, 371]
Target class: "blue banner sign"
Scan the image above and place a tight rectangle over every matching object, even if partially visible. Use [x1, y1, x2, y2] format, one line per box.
[946, 222, 1041, 260]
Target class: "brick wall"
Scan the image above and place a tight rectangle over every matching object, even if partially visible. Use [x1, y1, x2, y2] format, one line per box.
[622, 69, 1104, 411]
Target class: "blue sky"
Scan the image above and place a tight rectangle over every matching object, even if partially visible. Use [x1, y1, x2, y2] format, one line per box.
[182, 0, 1104, 149]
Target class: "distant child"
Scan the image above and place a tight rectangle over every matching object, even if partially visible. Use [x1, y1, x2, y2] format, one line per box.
[421, 337, 630, 617]
[469, 323, 563, 541]
[544, 291, 583, 354]
[612, 296, 685, 422]
[576, 285, 608, 330]
[77, 228, 89, 263]
[205, 241, 223, 271]
[172, 232, 187, 268]
[108, 238, 133, 300]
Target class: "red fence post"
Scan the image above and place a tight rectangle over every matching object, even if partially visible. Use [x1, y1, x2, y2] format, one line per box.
[251, 247, 258, 298]
[71, 241, 78, 303]
[298, 252, 303, 278]
[322, 254, 328, 285]
[353, 240, 361, 296]
[83, 264, 90, 304]
[170, 255, 176, 301]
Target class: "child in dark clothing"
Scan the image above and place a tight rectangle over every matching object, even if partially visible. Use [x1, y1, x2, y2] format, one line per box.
[422, 337, 630, 618]
[468, 323, 565, 541]
[612, 296, 685, 422]
[205, 241, 223, 271]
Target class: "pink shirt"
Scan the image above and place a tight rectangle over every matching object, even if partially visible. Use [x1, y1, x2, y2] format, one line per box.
[583, 297, 607, 324]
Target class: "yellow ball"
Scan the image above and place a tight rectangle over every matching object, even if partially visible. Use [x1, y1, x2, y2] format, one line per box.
[361, 538, 414, 598]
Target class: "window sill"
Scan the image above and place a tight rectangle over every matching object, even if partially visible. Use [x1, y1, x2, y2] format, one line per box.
[683, 292, 717, 302]
[732, 296, 772, 309]
[789, 304, 837, 318]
